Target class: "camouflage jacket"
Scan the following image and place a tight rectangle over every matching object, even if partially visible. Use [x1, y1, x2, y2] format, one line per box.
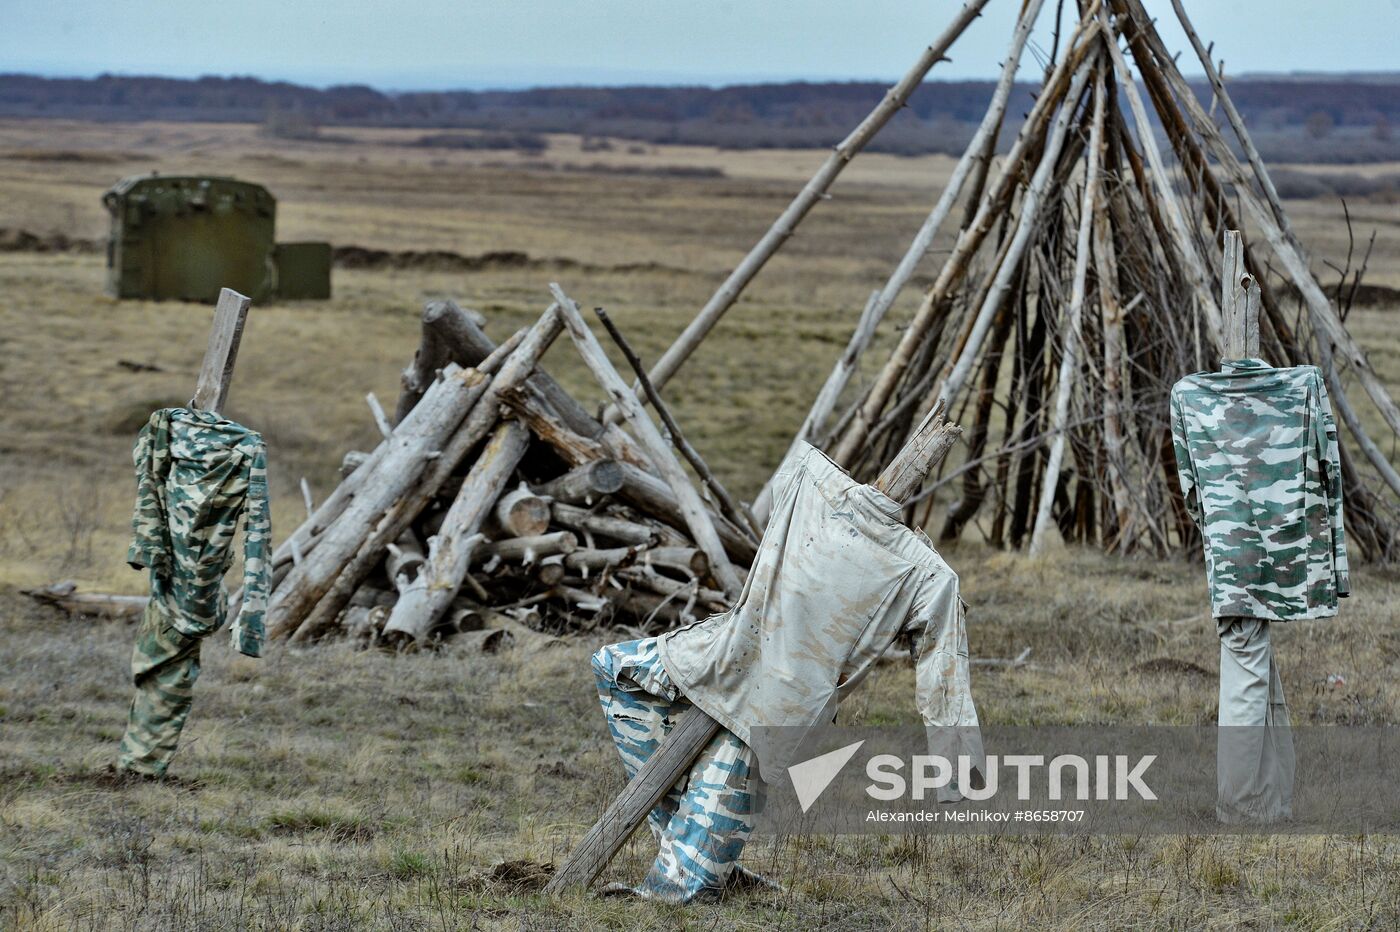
[127, 407, 270, 656]
[659, 442, 981, 784]
[1170, 358, 1349, 621]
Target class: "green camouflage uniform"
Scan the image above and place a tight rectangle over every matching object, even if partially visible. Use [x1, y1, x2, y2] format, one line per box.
[1170, 358, 1349, 621]
[118, 407, 270, 775]
[1170, 358, 1346, 822]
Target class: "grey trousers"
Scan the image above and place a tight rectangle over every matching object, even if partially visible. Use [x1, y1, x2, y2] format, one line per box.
[1217, 617, 1295, 824]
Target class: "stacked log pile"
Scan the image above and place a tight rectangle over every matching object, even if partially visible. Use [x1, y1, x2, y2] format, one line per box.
[258, 287, 756, 648]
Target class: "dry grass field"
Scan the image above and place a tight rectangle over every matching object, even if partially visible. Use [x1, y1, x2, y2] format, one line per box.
[2, 118, 1399, 929]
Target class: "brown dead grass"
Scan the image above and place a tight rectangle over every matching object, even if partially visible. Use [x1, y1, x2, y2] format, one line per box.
[2, 554, 1398, 929]
[1, 118, 1399, 929]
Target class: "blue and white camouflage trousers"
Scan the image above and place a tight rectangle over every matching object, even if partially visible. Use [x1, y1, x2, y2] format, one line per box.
[591, 637, 757, 903]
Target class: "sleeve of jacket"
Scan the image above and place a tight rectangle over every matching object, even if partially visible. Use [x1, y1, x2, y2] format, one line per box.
[126, 409, 173, 575]
[1315, 375, 1350, 598]
[230, 438, 271, 657]
[908, 569, 984, 801]
[1169, 386, 1202, 527]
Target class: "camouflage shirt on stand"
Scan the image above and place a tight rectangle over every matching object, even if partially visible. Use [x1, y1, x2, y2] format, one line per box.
[1170, 358, 1348, 621]
[127, 407, 271, 656]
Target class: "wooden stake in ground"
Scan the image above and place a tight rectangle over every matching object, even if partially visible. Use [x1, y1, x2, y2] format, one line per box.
[1220, 230, 1260, 359]
[544, 406, 962, 895]
[191, 288, 251, 415]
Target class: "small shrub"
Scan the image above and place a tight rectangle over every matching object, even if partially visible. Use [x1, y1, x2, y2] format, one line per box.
[264, 806, 376, 842]
[386, 849, 431, 879]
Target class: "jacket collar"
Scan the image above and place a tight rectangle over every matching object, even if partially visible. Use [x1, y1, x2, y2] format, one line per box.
[1220, 357, 1270, 373]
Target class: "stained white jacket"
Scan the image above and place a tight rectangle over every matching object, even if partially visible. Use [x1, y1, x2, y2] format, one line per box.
[659, 442, 981, 782]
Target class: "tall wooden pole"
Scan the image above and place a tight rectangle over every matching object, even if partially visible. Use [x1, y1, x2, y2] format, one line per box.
[631, 0, 995, 404]
[551, 285, 744, 600]
[829, 28, 1101, 465]
[930, 54, 1096, 419]
[1166, 0, 1295, 248]
[1029, 73, 1106, 556]
[1101, 23, 1222, 349]
[753, 0, 1047, 522]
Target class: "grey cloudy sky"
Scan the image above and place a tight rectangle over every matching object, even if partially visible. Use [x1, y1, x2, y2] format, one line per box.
[4, 0, 1397, 89]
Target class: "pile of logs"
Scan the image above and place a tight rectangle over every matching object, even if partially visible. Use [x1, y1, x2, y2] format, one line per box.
[257, 286, 758, 648]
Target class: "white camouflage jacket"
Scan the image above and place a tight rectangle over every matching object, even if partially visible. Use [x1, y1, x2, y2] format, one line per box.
[659, 442, 981, 782]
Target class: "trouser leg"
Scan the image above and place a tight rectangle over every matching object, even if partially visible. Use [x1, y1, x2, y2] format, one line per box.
[591, 637, 757, 902]
[638, 725, 756, 903]
[1216, 617, 1294, 823]
[118, 601, 203, 776]
[592, 637, 688, 842]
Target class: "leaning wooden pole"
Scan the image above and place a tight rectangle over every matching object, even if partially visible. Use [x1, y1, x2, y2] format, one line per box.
[1029, 71, 1106, 556]
[551, 284, 743, 600]
[544, 406, 962, 895]
[829, 24, 1100, 465]
[594, 307, 762, 544]
[632, 0, 994, 403]
[1165, 0, 1295, 247]
[753, 0, 1046, 521]
[930, 53, 1096, 419]
[1101, 19, 1222, 348]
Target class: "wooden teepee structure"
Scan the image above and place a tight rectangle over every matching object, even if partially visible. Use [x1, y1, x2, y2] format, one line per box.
[636, 0, 1400, 559]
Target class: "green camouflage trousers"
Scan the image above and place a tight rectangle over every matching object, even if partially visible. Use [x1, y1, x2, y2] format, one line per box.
[117, 600, 204, 775]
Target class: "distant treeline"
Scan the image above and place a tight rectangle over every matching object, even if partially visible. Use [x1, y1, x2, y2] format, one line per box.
[3, 72, 1399, 160]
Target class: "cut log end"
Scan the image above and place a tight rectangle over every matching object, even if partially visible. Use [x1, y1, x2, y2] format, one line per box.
[494, 486, 552, 537]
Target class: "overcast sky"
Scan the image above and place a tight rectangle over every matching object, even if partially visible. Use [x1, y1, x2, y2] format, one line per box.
[4, 0, 1397, 90]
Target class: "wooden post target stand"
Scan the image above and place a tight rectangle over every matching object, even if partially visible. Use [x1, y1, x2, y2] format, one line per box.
[545, 403, 962, 894]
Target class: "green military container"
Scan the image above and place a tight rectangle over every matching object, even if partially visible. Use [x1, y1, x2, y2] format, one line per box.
[103, 174, 330, 303]
[273, 241, 333, 300]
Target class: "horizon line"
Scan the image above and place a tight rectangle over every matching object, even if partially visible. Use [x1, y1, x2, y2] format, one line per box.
[7, 66, 1400, 96]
